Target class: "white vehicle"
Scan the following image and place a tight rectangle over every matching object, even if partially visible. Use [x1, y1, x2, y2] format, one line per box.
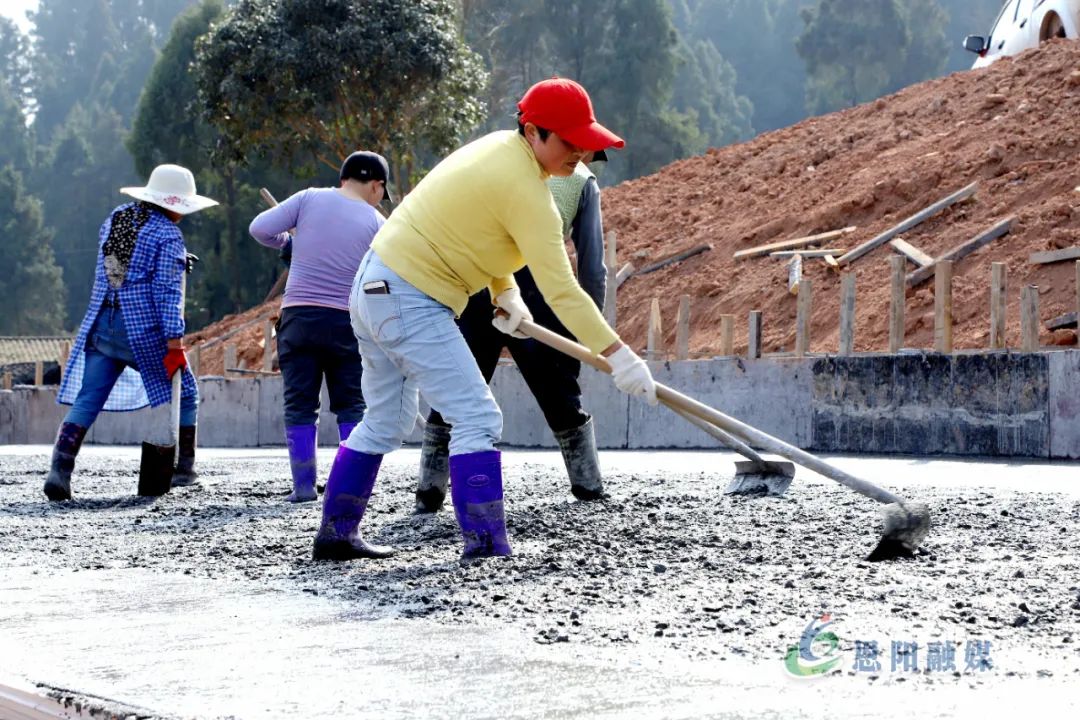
[963, 0, 1080, 67]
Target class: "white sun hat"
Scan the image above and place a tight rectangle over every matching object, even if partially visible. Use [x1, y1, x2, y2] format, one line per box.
[119, 164, 219, 215]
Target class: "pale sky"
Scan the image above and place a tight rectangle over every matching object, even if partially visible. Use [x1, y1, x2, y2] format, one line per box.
[0, 0, 38, 33]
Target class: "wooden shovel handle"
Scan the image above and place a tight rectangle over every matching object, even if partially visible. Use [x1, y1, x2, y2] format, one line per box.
[515, 318, 904, 506]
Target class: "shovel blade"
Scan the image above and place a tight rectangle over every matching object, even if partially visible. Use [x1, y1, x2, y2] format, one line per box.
[724, 460, 795, 497]
[138, 441, 175, 497]
[867, 501, 932, 561]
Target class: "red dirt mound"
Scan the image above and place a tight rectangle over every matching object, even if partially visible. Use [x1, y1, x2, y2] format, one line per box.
[604, 39, 1080, 356]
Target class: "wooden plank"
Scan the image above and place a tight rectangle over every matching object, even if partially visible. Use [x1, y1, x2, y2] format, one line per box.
[1, 372, 10, 391]
[733, 226, 856, 260]
[991, 262, 1007, 348]
[1021, 285, 1040, 351]
[224, 344, 238, 379]
[787, 254, 802, 295]
[889, 237, 934, 267]
[675, 295, 691, 360]
[647, 297, 662, 360]
[889, 255, 906, 353]
[839, 273, 856, 355]
[1029, 247, 1080, 265]
[719, 314, 734, 356]
[906, 217, 1014, 287]
[795, 279, 812, 357]
[615, 262, 634, 288]
[262, 320, 274, 371]
[637, 243, 712, 275]
[1045, 311, 1076, 331]
[198, 309, 278, 351]
[934, 260, 953, 353]
[33, 361, 43, 386]
[1076, 260, 1080, 330]
[824, 254, 840, 271]
[603, 231, 617, 327]
[769, 248, 848, 258]
[747, 310, 762, 360]
[839, 181, 978, 265]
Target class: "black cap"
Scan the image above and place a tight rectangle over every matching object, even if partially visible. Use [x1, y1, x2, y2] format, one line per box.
[340, 151, 394, 204]
[591, 149, 608, 163]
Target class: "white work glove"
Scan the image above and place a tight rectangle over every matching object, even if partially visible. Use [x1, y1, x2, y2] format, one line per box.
[491, 287, 533, 339]
[607, 345, 658, 406]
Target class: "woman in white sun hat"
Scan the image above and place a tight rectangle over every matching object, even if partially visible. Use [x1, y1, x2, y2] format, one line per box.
[47, 164, 217, 501]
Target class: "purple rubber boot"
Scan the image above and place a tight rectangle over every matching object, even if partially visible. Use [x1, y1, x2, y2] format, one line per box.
[449, 450, 512, 558]
[338, 422, 357, 443]
[285, 424, 318, 503]
[312, 445, 394, 560]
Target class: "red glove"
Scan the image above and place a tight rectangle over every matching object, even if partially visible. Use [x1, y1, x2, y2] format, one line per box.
[163, 347, 188, 378]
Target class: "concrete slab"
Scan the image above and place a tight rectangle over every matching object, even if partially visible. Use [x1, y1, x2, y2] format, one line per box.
[257, 375, 285, 446]
[0, 389, 28, 444]
[17, 387, 68, 446]
[1048, 350, 1080, 458]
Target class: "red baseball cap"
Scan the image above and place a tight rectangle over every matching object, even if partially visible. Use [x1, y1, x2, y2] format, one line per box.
[517, 78, 625, 152]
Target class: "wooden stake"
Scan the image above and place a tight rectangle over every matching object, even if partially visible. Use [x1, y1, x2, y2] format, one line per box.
[603, 230, 617, 327]
[719, 314, 734, 356]
[795, 279, 813, 356]
[224, 344, 238, 378]
[189, 343, 201, 378]
[990, 262, 1007, 349]
[262, 320, 274, 371]
[1021, 285, 1040, 352]
[1, 372, 11, 390]
[889, 237, 934, 267]
[934, 260, 953, 353]
[889, 255, 906, 353]
[1075, 260, 1080, 332]
[747, 310, 762, 360]
[839, 273, 856, 356]
[58, 341, 71, 377]
[675, 295, 691, 360]
[34, 361, 43, 386]
[615, 262, 635, 288]
[647, 298, 662, 360]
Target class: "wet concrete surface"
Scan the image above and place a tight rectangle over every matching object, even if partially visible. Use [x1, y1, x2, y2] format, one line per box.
[1, 445, 1079, 718]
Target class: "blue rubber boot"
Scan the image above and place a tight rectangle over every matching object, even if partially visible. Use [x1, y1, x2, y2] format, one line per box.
[312, 446, 394, 560]
[285, 424, 318, 503]
[449, 450, 512, 558]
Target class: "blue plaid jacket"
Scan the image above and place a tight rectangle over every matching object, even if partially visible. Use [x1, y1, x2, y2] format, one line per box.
[58, 203, 195, 411]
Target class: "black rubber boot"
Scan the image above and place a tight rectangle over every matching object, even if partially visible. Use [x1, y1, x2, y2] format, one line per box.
[414, 423, 451, 513]
[554, 417, 606, 501]
[43, 422, 88, 502]
[171, 425, 198, 487]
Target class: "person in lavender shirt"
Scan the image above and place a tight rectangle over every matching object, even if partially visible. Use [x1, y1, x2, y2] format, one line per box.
[249, 151, 392, 502]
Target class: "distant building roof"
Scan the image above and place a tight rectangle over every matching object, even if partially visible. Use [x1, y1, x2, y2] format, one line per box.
[0, 336, 73, 366]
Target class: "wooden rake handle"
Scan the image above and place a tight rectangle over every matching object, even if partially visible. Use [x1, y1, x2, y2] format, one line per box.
[515, 318, 905, 506]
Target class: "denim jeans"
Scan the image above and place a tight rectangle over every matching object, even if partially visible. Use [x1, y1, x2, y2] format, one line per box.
[64, 305, 198, 428]
[343, 251, 501, 456]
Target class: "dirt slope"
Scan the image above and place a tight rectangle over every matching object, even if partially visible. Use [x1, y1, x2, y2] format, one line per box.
[605, 39, 1080, 356]
[189, 40, 1080, 360]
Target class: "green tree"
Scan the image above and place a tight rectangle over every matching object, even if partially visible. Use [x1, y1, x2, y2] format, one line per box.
[0, 17, 34, 119]
[671, 37, 754, 149]
[0, 77, 32, 174]
[889, 0, 950, 91]
[0, 165, 66, 334]
[796, 0, 910, 113]
[195, 0, 487, 192]
[130, 0, 288, 323]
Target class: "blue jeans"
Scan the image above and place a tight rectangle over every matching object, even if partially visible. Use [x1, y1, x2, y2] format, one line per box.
[64, 306, 199, 428]
[343, 251, 501, 456]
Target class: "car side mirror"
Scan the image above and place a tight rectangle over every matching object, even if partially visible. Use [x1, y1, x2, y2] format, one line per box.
[963, 35, 987, 54]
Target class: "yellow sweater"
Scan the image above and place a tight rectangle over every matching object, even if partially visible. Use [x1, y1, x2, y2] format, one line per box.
[373, 131, 619, 353]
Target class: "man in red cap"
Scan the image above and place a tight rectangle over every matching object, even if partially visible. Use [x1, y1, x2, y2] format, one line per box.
[310, 77, 657, 562]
